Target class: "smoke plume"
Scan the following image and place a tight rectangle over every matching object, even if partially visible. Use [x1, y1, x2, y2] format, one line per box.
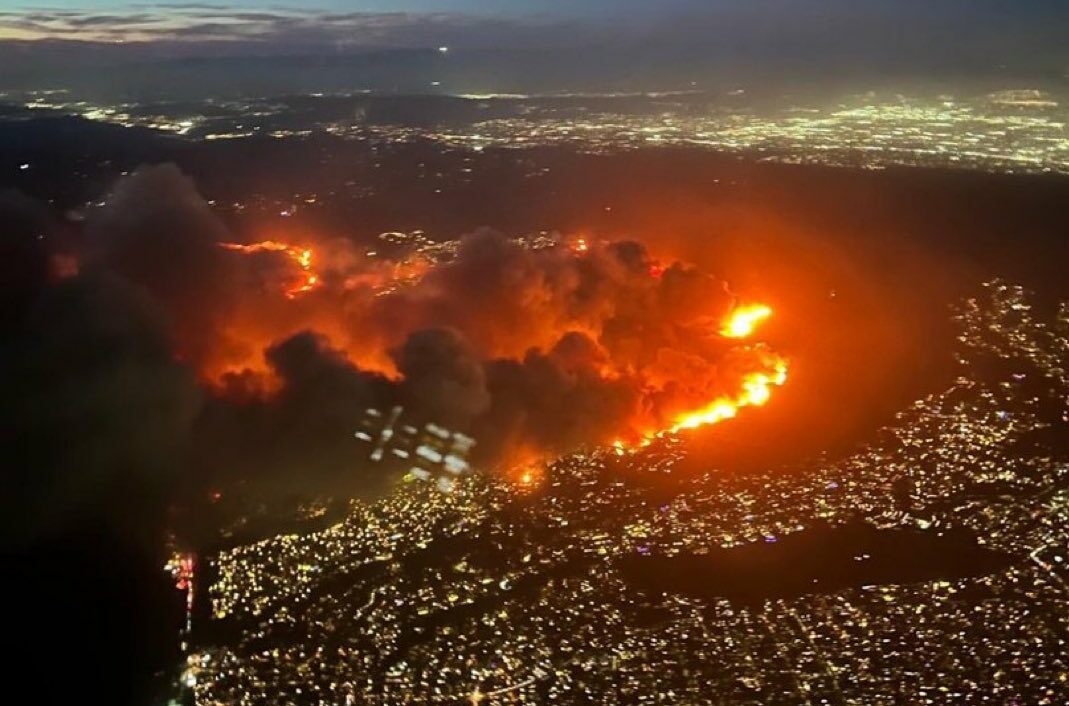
[5, 164, 785, 503]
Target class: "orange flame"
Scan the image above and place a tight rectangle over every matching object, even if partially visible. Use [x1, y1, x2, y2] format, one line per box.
[219, 240, 320, 299]
[615, 303, 787, 449]
[721, 304, 772, 338]
[670, 302, 786, 433]
[508, 455, 547, 490]
[669, 360, 788, 433]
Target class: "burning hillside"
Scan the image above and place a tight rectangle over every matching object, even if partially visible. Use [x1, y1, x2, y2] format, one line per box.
[12, 164, 790, 493]
[211, 226, 789, 468]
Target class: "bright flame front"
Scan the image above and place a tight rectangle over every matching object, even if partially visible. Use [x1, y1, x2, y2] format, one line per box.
[669, 360, 788, 433]
[617, 302, 787, 448]
[721, 304, 772, 338]
[219, 240, 320, 299]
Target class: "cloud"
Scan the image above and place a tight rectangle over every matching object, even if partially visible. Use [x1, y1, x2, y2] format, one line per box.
[392, 327, 492, 426]
[85, 164, 239, 369]
[0, 183, 205, 706]
[192, 331, 396, 499]
[1, 1, 1064, 82]
[2, 259, 201, 550]
[0, 6, 579, 50]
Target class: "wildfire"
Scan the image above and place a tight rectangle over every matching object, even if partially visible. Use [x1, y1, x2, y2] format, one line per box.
[219, 240, 320, 298]
[669, 361, 788, 433]
[508, 458, 546, 490]
[721, 304, 773, 338]
[616, 301, 788, 448]
[672, 299, 786, 434]
[573, 238, 589, 253]
[672, 302, 786, 432]
[208, 228, 788, 465]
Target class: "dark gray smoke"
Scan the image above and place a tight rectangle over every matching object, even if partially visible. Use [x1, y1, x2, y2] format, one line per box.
[3, 164, 771, 507]
[85, 163, 238, 368]
[191, 331, 395, 499]
[2, 189, 202, 706]
[393, 327, 492, 426]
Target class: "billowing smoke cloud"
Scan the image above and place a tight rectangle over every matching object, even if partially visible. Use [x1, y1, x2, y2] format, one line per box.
[393, 328, 492, 426]
[190, 332, 395, 499]
[474, 334, 642, 462]
[85, 164, 238, 368]
[5, 164, 783, 505]
[2, 184, 201, 546]
[2, 164, 789, 702]
[2, 187, 202, 706]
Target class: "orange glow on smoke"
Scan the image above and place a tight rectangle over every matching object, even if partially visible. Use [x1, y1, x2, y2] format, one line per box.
[209, 231, 789, 460]
[50, 253, 80, 280]
[616, 303, 788, 447]
[669, 304, 786, 433]
[507, 450, 547, 489]
[721, 304, 772, 338]
[669, 360, 788, 433]
[219, 240, 320, 299]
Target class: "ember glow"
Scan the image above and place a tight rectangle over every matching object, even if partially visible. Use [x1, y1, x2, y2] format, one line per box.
[617, 302, 788, 446]
[721, 303, 773, 338]
[670, 359, 789, 433]
[206, 232, 791, 464]
[219, 240, 320, 298]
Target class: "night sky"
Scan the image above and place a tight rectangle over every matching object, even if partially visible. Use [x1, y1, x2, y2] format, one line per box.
[1, 1, 1067, 54]
[7, 0, 704, 16]
[0, 3, 1065, 140]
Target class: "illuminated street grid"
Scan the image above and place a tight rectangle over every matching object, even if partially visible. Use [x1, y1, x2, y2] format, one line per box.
[431, 94, 1069, 174]
[191, 280, 1069, 705]
[14, 89, 1068, 175]
[369, 231, 558, 298]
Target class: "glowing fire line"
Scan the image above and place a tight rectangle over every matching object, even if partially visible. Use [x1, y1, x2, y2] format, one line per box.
[614, 302, 787, 454]
[721, 303, 772, 338]
[219, 240, 319, 298]
[672, 303, 786, 431]
[669, 360, 788, 432]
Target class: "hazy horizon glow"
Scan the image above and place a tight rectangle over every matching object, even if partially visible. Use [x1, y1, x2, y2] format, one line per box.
[1, 1, 1067, 53]
[0, 1, 1066, 98]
